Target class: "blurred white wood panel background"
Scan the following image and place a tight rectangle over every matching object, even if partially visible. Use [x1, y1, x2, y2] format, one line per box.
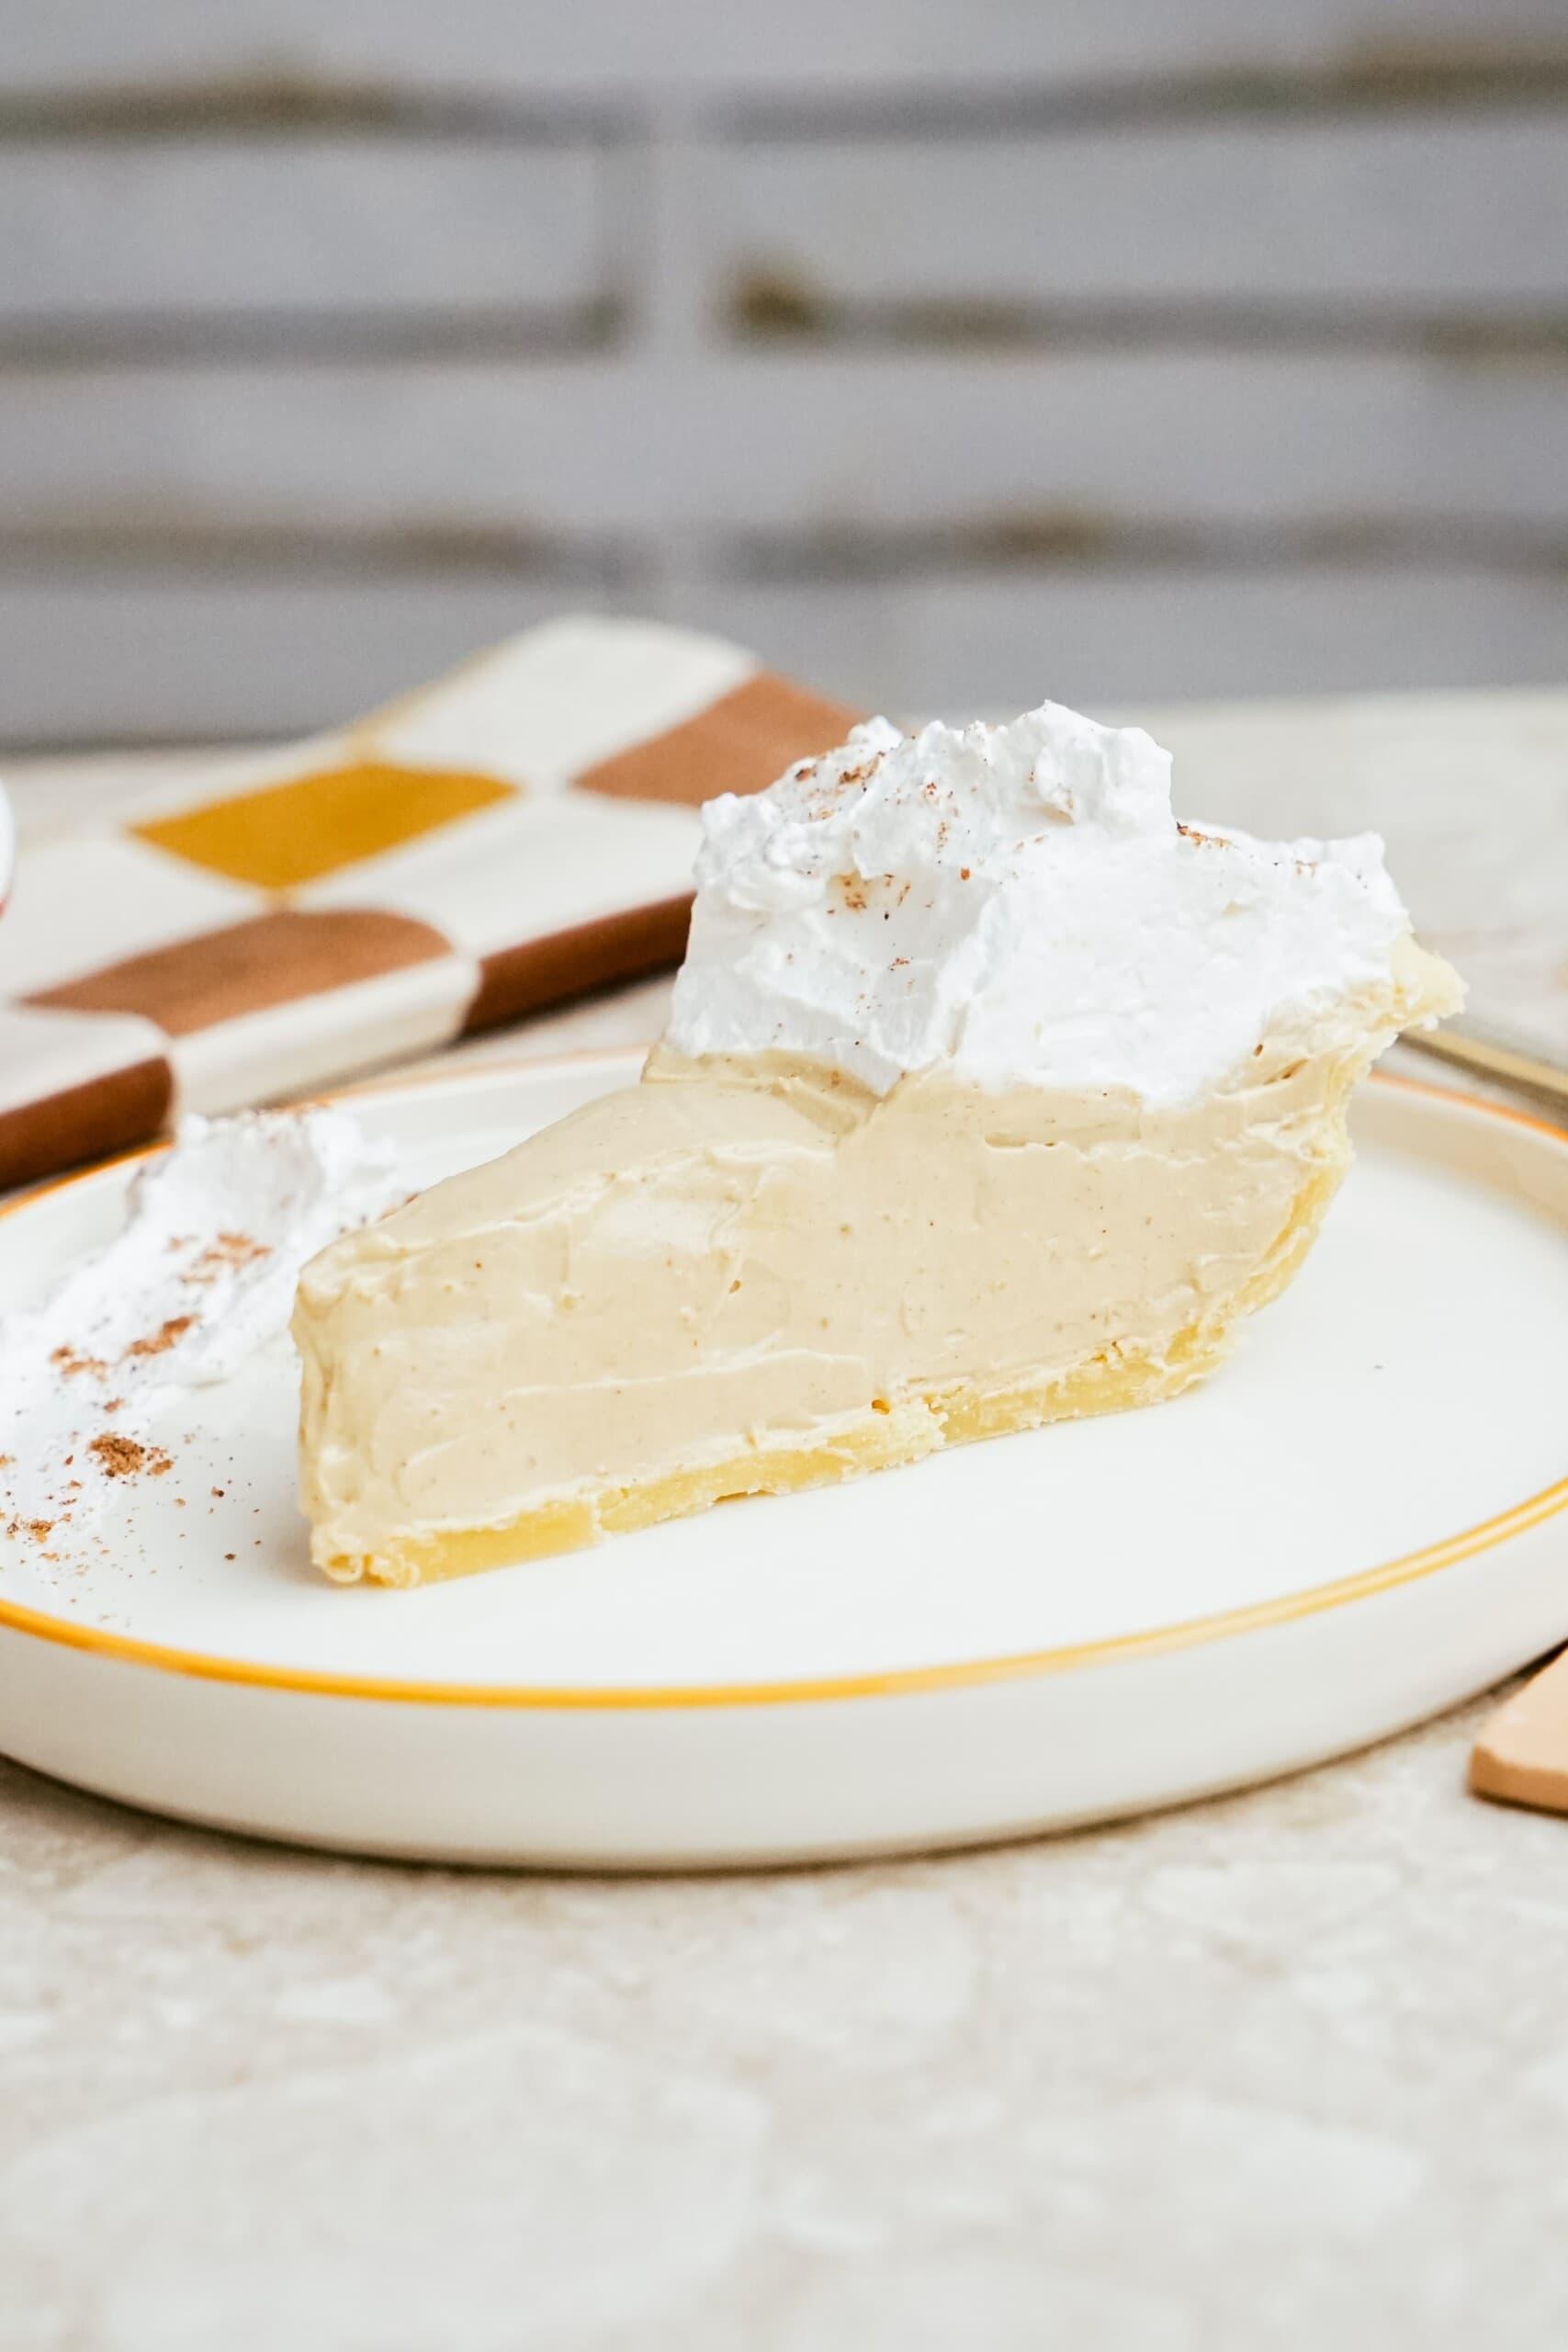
[10, 0, 1567, 97]
[0, 141, 615, 327]
[6, 568, 1563, 741]
[0, 0, 1563, 741]
[5, 357, 1563, 528]
[721, 115, 1568, 313]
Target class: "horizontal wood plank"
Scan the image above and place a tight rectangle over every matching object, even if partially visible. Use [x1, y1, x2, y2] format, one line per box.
[672, 568, 1568, 714]
[6, 1, 1565, 100]
[716, 114, 1568, 321]
[0, 352, 1562, 534]
[3, 562, 1563, 745]
[0, 139, 616, 330]
[0, 574, 625, 742]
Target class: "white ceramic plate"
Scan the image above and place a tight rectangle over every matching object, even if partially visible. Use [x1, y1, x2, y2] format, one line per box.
[1, 1053, 1564, 1868]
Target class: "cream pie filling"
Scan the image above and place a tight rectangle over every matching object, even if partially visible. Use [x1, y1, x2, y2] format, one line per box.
[293, 701, 1461, 1586]
[295, 954, 1454, 1587]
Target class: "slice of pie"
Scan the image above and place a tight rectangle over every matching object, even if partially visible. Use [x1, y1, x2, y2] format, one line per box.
[293, 701, 1461, 1587]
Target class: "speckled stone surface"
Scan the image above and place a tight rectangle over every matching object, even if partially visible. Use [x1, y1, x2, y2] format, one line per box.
[3, 694, 1566, 2351]
[4, 1695, 1568, 2351]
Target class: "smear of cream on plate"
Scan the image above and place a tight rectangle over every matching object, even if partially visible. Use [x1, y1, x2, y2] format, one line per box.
[0, 1108, 401, 1538]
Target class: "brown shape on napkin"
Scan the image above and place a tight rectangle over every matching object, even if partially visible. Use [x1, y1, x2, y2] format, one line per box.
[580, 675, 863, 806]
[1472, 1649, 1568, 1816]
[466, 895, 694, 1035]
[29, 910, 452, 1035]
[0, 1055, 174, 1193]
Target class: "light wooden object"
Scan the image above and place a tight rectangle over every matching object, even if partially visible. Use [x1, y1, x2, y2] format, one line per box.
[1472, 1649, 1568, 1816]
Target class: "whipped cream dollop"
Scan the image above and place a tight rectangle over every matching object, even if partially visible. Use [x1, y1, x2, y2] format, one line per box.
[0, 1108, 401, 1526]
[665, 702, 1416, 1105]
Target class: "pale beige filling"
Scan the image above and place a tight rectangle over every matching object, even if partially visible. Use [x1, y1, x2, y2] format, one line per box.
[293, 940, 1460, 1587]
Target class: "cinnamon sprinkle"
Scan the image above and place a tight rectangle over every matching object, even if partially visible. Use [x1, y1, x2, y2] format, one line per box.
[88, 1432, 144, 1476]
[1176, 822, 1233, 851]
[184, 1230, 270, 1285]
[123, 1315, 195, 1360]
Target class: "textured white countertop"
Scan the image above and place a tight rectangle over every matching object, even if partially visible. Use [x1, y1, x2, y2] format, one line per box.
[2, 692, 1566, 2351]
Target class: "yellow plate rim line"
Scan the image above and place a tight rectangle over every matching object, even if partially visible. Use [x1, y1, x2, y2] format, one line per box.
[0, 1060, 1563, 1714]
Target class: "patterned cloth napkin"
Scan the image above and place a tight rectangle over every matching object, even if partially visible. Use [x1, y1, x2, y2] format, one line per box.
[0, 616, 861, 1189]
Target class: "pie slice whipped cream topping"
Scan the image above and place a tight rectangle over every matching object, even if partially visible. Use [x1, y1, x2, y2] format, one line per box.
[295, 700, 1463, 1589]
[669, 704, 1416, 1102]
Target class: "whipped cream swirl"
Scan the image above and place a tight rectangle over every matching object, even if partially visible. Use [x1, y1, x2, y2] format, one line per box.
[666, 701, 1416, 1105]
